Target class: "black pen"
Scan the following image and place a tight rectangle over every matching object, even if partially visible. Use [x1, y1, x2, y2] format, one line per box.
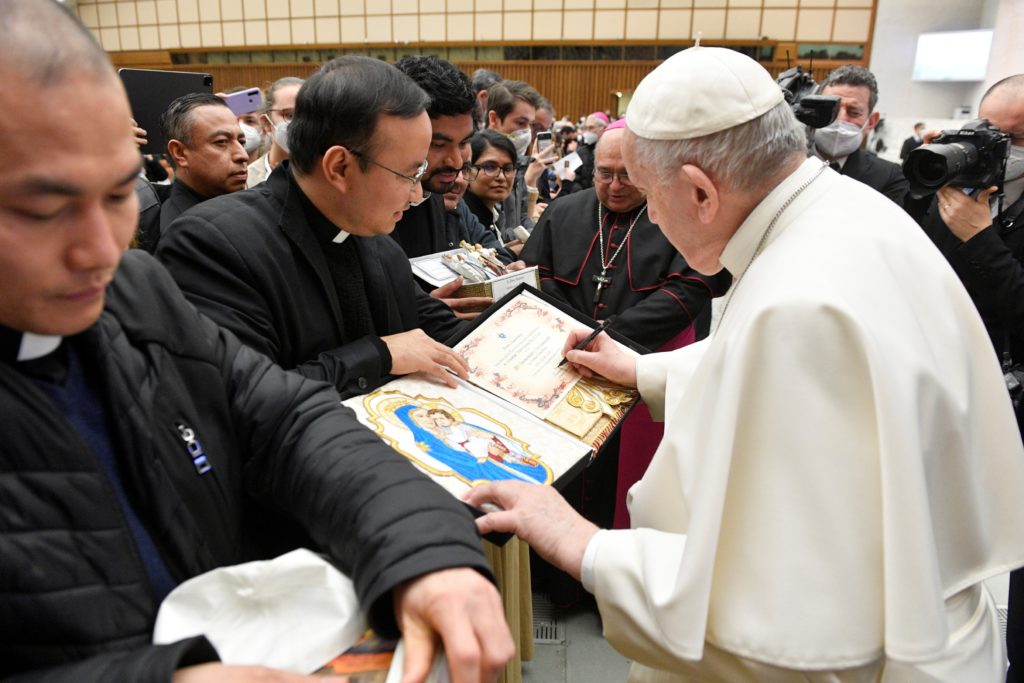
[557, 315, 617, 368]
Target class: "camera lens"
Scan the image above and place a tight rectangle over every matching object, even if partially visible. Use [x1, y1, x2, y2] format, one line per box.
[905, 142, 978, 191]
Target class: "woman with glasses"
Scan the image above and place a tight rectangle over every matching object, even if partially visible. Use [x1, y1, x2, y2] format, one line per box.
[246, 76, 304, 188]
[463, 130, 521, 246]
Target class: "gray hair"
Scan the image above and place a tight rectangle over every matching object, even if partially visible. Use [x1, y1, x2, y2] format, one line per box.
[0, 0, 112, 86]
[820, 64, 879, 113]
[628, 101, 806, 192]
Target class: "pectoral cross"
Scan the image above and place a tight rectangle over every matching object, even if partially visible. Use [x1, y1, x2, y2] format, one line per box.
[592, 272, 612, 305]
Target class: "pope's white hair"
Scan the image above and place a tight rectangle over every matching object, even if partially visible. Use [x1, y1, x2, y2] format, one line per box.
[628, 101, 807, 192]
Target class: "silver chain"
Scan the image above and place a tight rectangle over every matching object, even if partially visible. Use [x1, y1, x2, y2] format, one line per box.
[715, 161, 829, 332]
[597, 203, 648, 276]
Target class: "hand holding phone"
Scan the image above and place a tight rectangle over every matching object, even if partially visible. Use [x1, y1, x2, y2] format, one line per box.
[536, 131, 554, 154]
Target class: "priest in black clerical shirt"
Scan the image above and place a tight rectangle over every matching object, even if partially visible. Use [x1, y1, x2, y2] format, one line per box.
[520, 122, 730, 352]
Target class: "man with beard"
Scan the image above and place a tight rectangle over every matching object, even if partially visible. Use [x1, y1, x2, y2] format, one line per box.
[389, 56, 494, 319]
[157, 57, 468, 400]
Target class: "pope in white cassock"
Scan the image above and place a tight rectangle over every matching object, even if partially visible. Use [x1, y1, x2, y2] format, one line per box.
[466, 46, 1024, 682]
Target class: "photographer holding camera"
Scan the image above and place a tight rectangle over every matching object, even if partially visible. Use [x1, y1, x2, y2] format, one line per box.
[813, 65, 909, 205]
[907, 73, 1024, 683]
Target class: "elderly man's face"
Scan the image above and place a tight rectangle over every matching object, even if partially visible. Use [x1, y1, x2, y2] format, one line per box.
[0, 71, 140, 335]
[621, 132, 719, 273]
[533, 108, 554, 137]
[593, 129, 645, 213]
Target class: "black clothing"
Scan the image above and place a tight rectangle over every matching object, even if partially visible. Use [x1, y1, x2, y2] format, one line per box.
[390, 192, 449, 258]
[464, 189, 498, 234]
[135, 176, 163, 253]
[916, 192, 1024, 366]
[498, 158, 535, 239]
[573, 143, 596, 192]
[0, 251, 491, 681]
[520, 188, 730, 351]
[837, 148, 909, 206]
[156, 164, 464, 399]
[393, 192, 512, 263]
[916, 190, 1024, 683]
[158, 179, 207, 233]
[900, 135, 923, 161]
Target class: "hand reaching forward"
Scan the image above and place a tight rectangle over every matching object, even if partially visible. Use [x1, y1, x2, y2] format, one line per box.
[381, 329, 469, 387]
[431, 277, 493, 321]
[463, 482, 598, 581]
[394, 568, 514, 683]
[560, 329, 637, 388]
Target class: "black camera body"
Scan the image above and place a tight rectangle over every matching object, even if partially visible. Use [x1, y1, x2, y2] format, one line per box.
[903, 118, 1011, 198]
[776, 66, 839, 129]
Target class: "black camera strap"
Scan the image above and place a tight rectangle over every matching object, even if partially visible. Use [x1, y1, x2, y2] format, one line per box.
[997, 191, 1024, 235]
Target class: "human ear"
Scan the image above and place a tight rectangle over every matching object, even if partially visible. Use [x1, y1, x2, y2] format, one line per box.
[322, 145, 354, 192]
[865, 111, 880, 133]
[166, 139, 188, 168]
[679, 164, 719, 224]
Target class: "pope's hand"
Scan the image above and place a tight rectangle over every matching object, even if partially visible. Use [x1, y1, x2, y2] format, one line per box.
[463, 482, 598, 580]
[394, 568, 514, 683]
[561, 329, 637, 388]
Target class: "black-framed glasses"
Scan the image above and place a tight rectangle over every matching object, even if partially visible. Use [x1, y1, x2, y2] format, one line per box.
[351, 150, 428, 187]
[470, 162, 516, 180]
[594, 168, 633, 186]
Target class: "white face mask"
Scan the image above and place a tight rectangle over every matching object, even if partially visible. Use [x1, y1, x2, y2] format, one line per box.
[1005, 145, 1024, 183]
[272, 119, 290, 154]
[508, 127, 531, 157]
[239, 123, 263, 155]
[581, 131, 598, 146]
[814, 119, 865, 159]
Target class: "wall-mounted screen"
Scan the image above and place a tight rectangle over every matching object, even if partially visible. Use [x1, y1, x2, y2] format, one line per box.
[912, 29, 993, 82]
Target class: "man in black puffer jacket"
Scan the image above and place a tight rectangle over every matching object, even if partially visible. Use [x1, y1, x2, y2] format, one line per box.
[0, 2, 513, 681]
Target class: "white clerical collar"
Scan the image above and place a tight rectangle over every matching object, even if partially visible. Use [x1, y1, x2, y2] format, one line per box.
[331, 229, 351, 244]
[720, 157, 824, 278]
[17, 333, 62, 361]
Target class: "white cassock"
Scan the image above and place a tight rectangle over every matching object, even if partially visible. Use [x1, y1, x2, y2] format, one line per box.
[584, 158, 1024, 682]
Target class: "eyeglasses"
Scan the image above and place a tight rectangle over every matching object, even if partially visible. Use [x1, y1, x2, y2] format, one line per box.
[470, 162, 516, 180]
[350, 150, 429, 187]
[593, 168, 633, 186]
[266, 109, 294, 122]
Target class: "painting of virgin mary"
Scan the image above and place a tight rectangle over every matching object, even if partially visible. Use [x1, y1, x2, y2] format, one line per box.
[392, 403, 550, 486]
